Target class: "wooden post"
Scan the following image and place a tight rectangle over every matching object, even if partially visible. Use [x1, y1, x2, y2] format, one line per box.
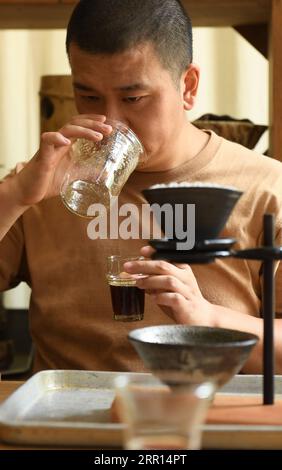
[269, 0, 282, 160]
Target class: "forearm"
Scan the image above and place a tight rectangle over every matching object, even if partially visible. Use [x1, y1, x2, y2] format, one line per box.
[211, 304, 282, 374]
[0, 178, 30, 240]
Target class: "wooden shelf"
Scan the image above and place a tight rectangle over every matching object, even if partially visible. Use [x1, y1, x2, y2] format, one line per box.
[0, 0, 281, 160]
[0, 0, 272, 29]
[0, 4, 73, 29]
[181, 0, 271, 26]
[0, 1, 58, 4]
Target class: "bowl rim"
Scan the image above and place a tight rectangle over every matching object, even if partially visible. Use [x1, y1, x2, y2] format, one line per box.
[128, 325, 259, 348]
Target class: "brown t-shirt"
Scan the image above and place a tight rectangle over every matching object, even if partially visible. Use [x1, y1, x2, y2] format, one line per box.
[1, 131, 282, 372]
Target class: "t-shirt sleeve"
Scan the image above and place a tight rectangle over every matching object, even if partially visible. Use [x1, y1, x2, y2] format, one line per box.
[0, 217, 28, 291]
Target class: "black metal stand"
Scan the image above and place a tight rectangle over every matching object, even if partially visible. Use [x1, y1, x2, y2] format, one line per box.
[263, 215, 275, 404]
[151, 214, 282, 405]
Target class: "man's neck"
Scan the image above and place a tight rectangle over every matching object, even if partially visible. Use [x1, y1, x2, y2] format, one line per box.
[138, 123, 210, 173]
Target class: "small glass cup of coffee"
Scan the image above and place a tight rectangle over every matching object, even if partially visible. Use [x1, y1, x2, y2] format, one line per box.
[106, 255, 146, 322]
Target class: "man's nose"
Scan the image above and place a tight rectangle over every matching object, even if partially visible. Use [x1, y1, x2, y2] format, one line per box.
[104, 105, 129, 126]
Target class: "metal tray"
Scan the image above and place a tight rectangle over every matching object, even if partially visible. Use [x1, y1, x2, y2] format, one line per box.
[1, 371, 282, 449]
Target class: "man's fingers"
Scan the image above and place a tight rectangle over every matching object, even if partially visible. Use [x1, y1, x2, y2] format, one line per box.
[38, 115, 112, 163]
[124, 258, 194, 285]
[145, 289, 157, 295]
[153, 292, 186, 309]
[59, 117, 113, 141]
[173, 262, 190, 270]
[41, 132, 71, 149]
[140, 245, 155, 257]
[152, 292, 191, 324]
[66, 119, 112, 135]
[59, 125, 107, 142]
[40, 114, 113, 155]
[69, 114, 107, 122]
[36, 133, 71, 170]
[137, 275, 190, 298]
[125, 259, 171, 275]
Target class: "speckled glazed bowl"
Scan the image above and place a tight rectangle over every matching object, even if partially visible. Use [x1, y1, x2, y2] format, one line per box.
[129, 325, 258, 389]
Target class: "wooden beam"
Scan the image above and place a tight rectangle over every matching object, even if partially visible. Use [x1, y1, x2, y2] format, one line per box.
[234, 24, 268, 57]
[0, 1, 272, 29]
[180, 0, 271, 27]
[269, 0, 282, 160]
[0, 0, 57, 3]
[0, 4, 74, 29]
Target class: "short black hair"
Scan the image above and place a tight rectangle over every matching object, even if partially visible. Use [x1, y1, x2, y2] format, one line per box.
[66, 0, 193, 80]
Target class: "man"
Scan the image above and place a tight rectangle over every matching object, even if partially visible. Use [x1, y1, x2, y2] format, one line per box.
[1, 0, 282, 374]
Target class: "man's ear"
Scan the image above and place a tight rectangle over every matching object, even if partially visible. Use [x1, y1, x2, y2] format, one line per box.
[182, 64, 200, 111]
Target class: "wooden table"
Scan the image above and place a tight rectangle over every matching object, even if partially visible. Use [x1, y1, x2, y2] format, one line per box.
[0, 381, 26, 450]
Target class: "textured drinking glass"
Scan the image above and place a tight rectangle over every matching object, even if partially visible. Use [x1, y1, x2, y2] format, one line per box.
[107, 256, 146, 322]
[60, 120, 144, 217]
[114, 375, 214, 450]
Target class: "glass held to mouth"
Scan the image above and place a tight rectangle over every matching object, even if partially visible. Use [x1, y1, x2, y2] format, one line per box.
[60, 119, 145, 217]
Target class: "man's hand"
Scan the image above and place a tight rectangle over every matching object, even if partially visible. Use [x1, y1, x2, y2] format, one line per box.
[0, 115, 113, 240]
[10, 114, 112, 207]
[124, 245, 214, 326]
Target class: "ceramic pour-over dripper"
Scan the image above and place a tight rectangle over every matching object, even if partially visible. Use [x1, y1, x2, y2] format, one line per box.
[142, 182, 243, 243]
[128, 325, 258, 389]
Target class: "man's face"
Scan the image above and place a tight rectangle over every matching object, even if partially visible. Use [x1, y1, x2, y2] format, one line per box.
[69, 42, 189, 171]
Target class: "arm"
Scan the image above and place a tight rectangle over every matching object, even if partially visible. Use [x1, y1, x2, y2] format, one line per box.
[124, 246, 282, 374]
[0, 175, 28, 241]
[0, 114, 112, 241]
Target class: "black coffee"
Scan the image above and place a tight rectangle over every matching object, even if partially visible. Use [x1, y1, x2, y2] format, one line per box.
[109, 280, 144, 321]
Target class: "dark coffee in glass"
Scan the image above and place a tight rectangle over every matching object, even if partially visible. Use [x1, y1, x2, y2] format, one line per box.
[107, 255, 145, 322]
[109, 278, 145, 321]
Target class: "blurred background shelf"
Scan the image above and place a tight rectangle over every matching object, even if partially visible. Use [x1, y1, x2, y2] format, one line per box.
[0, 1, 272, 29]
[0, 306, 34, 381]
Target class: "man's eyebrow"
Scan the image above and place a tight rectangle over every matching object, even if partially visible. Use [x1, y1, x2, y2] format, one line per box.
[73, 82, 150, 92]
[116, 83, 150, 91]
[73, 82, 97, 92]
